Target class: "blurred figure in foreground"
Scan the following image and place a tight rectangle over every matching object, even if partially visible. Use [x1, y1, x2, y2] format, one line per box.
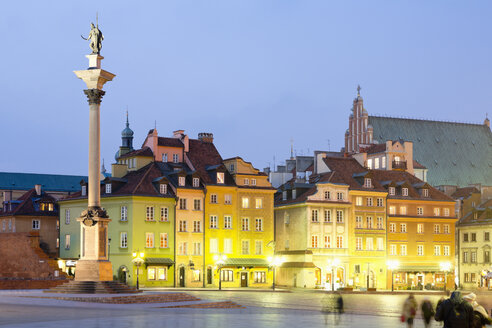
[320, 294, 332, 325]
[435, 291, 474, 328]
[463, 293, 492, 328]
[402, 294, 418, 328]
[335, 292, 344, 324]
[421, 298, 435, 328]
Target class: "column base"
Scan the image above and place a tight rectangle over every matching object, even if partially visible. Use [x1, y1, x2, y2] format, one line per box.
[75, 260, 113, 281]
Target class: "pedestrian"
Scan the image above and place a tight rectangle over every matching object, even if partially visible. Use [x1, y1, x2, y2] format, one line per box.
[335, 292, 344, 324]
[421, 298, 435, 328]
[435, 291, 474, 328]
[402, 294, 418, 328]
[320, 293, 332, 325]
[463, 293, 492, 328]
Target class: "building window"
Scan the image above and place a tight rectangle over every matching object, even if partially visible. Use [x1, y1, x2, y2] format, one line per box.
[382, 157, 386, 168]
[31, 219, 40, 230]
[148, 267, 167, 281]
[118, 206, 127, 221]
[255, 240, 263, 255]
[356, 197, 363, 206]
[194, 199, 201, 211]
[336, 210, 344, 223]
[324, 191, 331, 200]
[160, 233, 168, 248]
[374, 157, 380, 169]
[364, 178, 372, 188]
[210, 239, 218, 253]
[178, 242, 187, 255]
[324, 235, 331, 248]
[417, 223, 424, 234]
[463, 233, 469, 242]
[377, 198, 383, 207]
[366, 237, 373, 251]
[244, 178, 249, 185]
[224, 216, 232, 229]
[242, 197, 249, 208]
[471, 273, 476, 282]
[324, 210, 331, 223]
[484, 250, 490, 263]
[356, 237, 362, 250]
[242, 240, 250, 254]
[65, 209, 70, 224]
[224, 194, 232, 205]
[173, 154, 179, 163]
[434, 208, 440, 216]
[400, 206, 407, 215]
[65, 234, 70, 249]
[417, 245, 424, 256]
[160, 184, 167, 194]
[434, 245, 441, 256]
[389, 206, 396, 215]
[193, 242, 201, 255]
[254, 271, 266, 283]
[463, 251, 468, 263]
[485, 232, 490, 242]
[377, 217, 383, 229]
[422, 189, 429, 197]
[210, 215, 217, 229]
[251, 179, 257, 186]
[179, 198, 187, 210]
[224, 238, 233, 253]
[434, 224, 440, 234]
[336, 236, 343, 248]
[284, 213, 290, 225]
[282, 191, 287, 201]
[355, 265, 361, 274]
[366, 217, 373, 229]
[292, 189, 297, 199]
[389, 187, 395, 196]
[366, 197, 373, 206]
[146, 232, 154, 248]
[311, 235, 318, 248]
[120, 232, 128, 248]
[221, 270, 233, 282]
[471, 252, 477, 263]
[193, 178, 200, 187]
[464, 273, 470, 282]
[311, 210, 319, 222]
[417, 207, 423, 216]
[193, 220, 201, 233]
[162, 153, 168, 162]
[255, 218, 263, 231]
[229, 163, 235, 172]
[160, 207, 168, 222]
[337, 192, 344, 200]
[389, 223, 396, 233]
[81, 185, 87, 196]
[241, 217, 249, 231]
[216, 172, 225, 184]
[210, 194, 218, 204]
[105, 183, 112, 194]
[444, 208, 450, 217]
[146, 206, 154, 221]
[400, 244, 407, 256]
[400, 223, 407, 233]
[390, 244, 397, 255]
[255, 198, 263, 209]
[178, 176, 185, 187]
[471, 233, 476, 242]
[355, 216, 362, 228]
[443, 245, 450, 256]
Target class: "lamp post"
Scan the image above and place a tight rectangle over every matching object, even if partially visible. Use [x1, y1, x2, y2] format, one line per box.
[268, 256, 284, 291]
[387, 260, 399, 292]
[132, 251, 144, 290]
[440, 261, 451, 292]
[214, 254, 227, 291]
[327, 258, 340, 291]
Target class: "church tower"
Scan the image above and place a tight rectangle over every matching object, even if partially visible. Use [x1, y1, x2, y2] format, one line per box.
[114, 111, 134, 160]
[345, 85, 373, 154]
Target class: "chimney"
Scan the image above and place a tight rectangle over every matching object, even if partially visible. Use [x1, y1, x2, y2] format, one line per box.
[173, 130, 185, 138]
[198, 132, 214, 143]
[34, 184, 42, 195]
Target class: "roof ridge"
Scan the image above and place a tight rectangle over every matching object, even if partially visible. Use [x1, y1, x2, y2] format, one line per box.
[370, 115, 487, 127]
[131, 163, 155, 194]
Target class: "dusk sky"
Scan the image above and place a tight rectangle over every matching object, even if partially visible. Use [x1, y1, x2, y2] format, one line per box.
[1, 1, 491, 175]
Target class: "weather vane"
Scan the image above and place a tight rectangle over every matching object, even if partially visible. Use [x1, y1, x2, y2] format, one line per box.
[81, 13, 104, 54]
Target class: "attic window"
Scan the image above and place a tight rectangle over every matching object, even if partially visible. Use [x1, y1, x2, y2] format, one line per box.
[367, 159, 373, 169]
[389, 187, 395, 196]
[282, 191, 287, 201]
[422, 189, 429, 197]
[363, 178, 372, 188]
[244, 178, 249, 185]
[324, 191, 331, 200]
[160, 184, 167, 194]
[292, 189, 297, 199]
[193, 178, 200, 188]
[40, 203, 54, 211]
[105, 183, 112, 194]
[217, 172, 225, 184]
[402, 188, 408, 196]
[251, 179, 256, 186]
[179, 177, 185, 187]
[81, 185, 87, 196]
[229, 164, 235, 172]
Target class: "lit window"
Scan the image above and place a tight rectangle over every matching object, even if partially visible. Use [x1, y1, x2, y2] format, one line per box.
[389, 206, 396, 215]
[366, 237, 373, 250]
[242, 197, 249, 208]
[193, 178, 200, 187]
[443, 224, 450, 234]
[443, 245, 450, 256]
[255, 198, 263, 209]
[400, 244, 407, 256]
[377, 238, 384, 251]
[216, 172, 225, 184]
[179, 177, 185, 186]
[178, 242, 187, 255]
[224, 238, 232, 253]
[242, 240, 250, 254]
[146, 232, 154, 248]
[356, 237, 362, 250]
[121, 206, 127, 221]
[374, 158, 380, 169]
[324, 235, 331, 248]
[367, 159, 373, 169]
[382, 157, 386, 168]
[160, 184, 167, 194]
[434, 208, 440, 216]
[400, 206, 407, 215]
[210, 215, 217, 228]
[255, 240, 263, 255]
[336, 236, 343, 248]
[210, 238, 218, 253]
[434, 224, 440, 234]
[255, 218, 263, 231]
[417, 245, 424, 256]
[65, 234, 71, 249]
[120, 232, 128, 248]
[390, 244, 397, 255]
[224, 194, 232, 205]
[254, 271, 266, 283]
[444, 208, 450, 217]
[160, 233, 168, 248]
[160, 207, 168, 221]
[193, 242, 201, 255]
[105, 183, 111, 194]
[221, 270, 233, 282]
[356, 197, 363, 206]
[434, 245, 441, 256]
[417, 223, 424, 234]
[311, 235, 318, 248]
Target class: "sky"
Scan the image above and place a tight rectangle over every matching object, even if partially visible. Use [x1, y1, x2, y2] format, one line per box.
[1, 1, 491, 175]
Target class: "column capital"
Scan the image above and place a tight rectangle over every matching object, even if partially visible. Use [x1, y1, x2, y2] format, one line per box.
[84, 89, 106, 105]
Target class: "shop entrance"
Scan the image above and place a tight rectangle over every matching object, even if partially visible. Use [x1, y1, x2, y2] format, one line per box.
[241, 272, 248, 287]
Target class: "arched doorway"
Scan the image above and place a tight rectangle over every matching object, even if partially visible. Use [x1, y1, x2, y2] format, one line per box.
[179, 266, 185, 287]
[117, 266, 128, 284]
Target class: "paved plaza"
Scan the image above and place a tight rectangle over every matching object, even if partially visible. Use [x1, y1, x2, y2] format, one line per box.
[1, 289, 490, 327]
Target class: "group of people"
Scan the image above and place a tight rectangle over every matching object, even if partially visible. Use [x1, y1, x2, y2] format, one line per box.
[402, 291, 492, 328]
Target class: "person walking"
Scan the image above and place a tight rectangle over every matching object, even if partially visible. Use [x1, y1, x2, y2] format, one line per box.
[421, 298, 435, 328]
[335, 292, 344, 324]
[435, 291, 474, 328]
[463, 293, 492, 328]
[402, 294, 418, 328]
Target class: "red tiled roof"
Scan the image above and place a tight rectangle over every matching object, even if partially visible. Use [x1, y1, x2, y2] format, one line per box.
[158, 137, 184, 148]
[118, 147, 154, 159]
[458, 199, 492, 225]
[360, 143, 386, 154]
[451, 186, 480, 199]
[1, 189, 58, 217]
[413, 160, 427, 169]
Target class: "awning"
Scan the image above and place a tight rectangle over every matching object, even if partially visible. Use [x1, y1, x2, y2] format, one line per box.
[396, 265, 442, 273]
[223, 258, 269, 268]
[145, 257, 175, 266]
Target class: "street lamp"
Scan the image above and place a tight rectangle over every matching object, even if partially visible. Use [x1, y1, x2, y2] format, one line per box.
[327, 258, 340, 291]
[386, 260, 399, 292]
[268, 256, 284, 291]
[214, 254, 227, 291]
[440, 261, 452, 292]
[132, 251, 145, 290]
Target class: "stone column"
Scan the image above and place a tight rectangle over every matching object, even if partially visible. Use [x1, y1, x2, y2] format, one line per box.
[73, 54, 115, 281]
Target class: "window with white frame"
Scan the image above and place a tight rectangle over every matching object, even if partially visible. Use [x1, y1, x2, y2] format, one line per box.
[366, 197, 373, 206]
[178, 176, 185, 186]
[337, 192, 344, 200]
[355, 216, 362, 228]
[254, 271, 266, 283]
[377, 238, 384, 250]
[444, 208, 450, 217]
[241, 240, 250, 254]
[417, 223, 424, 234]
[120, 232, 128, 248]
[389, 206, 396, 215]
[324, 210, 331, 222]
[193, 220, 201, 232]
[117, 206, 126, 221]
[81, 185, 87, 196]
[216, 172, 225, 184]
[443, 224, 450, 234]
[193, 242, 201, 255]
[377, 198, 383, 207]
[400, 223, 407, 233]
[224, 215, 232, 229]
[434, 224, 440, 234]
[367, 158, 373, 169]
[194, 199, 201, 211]
[356, 197, 363, 206]
[255, 218, 263, 231]
[104, 183, 111, 194]
[389, 187, 395, 195]
[162, 153, 168, 162]
[390, 244, 397, 255]
[160, 233, 168, 248]
[210, 215, 217, 228]
[364, 178, 372, 188]
[178, 242, 187, 255]
[389, 223, 396, 232]
[179, 220, 187, 232]
[244, 178, 249, 185]
[251, 178, 256, 186]
[366, 237, 373, 250]
[146, 206, 154, 221]
[324, 235, 331, 248]
[336, 235, 343, 248]
[434, 245, 441, 256]
[148, 267, 167, 281]
[65, 209, 70, 224]
[422, 189, 429, 197]
[255, 240, 263, 255]
[311, 235, 318, 248]
[210, 194, 218, 204]
[324, 191, 331, 200]
[400, 244, 407, 256]
[193, 177, 200, 187]
[377, 217, 383, 229]
[402, 188, 408, 196]
[173, 154, 179, 163]
[366, 216, 373, 229]
[221, 270, 233, 282]
[282, 191, 287, 201]
[311, 210, 319, 222]
[417, 245, 424, 256]
[160, 183, 167, 194]
[292, 189, 297, 199]
[224, 238, 232, 253]
[179, 198, 187, 210]
[443, 245, 450, 256]
[417, 207, 423, 215]
[146, 232, 154, 248]
[65, 234, 70, 249]
[255, 198, 263, 209]
[159, 207, 168, 222]
[242, 197, 249, 208]
[374, 157, 380, 169]
[210, 238, 218, 253]
[400, 206, 407, 215]
[241, 217, 249, 231]
[356, 237, 362, 250]
[336, 210, 344, 223]
[434, 208, 440, 216]
[224, 194, 232, 205]
[382, 156, 386, 168]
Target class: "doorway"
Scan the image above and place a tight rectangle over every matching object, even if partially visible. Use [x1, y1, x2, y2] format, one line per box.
[241, 272, 248, 287]
[179, 266, 185, 287]
[207, 267, 212, 285]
